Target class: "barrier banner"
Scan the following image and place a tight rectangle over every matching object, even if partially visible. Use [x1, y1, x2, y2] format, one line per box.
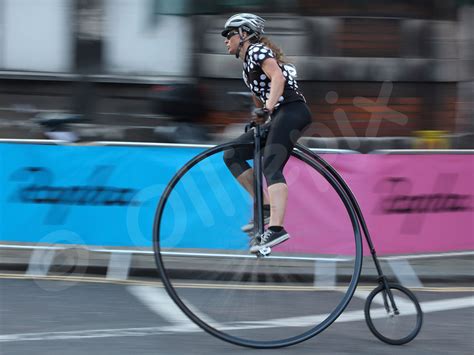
[0, 144, 205, 247]
[1, 143, 472, 255]
[283, 154, 474, 255]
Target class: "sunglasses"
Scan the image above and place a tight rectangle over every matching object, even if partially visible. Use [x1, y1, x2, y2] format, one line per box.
[226, 30, 239, 40]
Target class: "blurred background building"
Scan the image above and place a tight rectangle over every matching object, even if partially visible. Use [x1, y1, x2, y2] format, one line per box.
[0, 0, 472, 150]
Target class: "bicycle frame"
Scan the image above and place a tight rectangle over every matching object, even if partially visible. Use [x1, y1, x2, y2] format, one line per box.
[152, 119, 425, 347]
[251, 124, 399, 312]
[253, 123, 265, 236]
[295, 143, 400, 312]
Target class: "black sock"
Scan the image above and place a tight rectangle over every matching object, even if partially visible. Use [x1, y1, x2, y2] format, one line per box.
[263, 204, 270, 211]
[269, 226, 283, 233]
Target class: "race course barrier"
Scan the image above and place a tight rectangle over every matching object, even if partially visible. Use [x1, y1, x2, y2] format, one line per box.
[1, 141, 472, 256]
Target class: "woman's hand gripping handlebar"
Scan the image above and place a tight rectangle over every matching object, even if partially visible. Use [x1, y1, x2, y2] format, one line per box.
[245, 107, 271, 132]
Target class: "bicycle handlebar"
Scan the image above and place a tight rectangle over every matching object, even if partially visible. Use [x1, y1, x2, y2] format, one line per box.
[245, 108, 271, 133]
[253, 107, 270, 118]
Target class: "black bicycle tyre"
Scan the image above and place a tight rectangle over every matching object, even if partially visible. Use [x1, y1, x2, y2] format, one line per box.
[153, 142, 363, 349]
[364, 283, 423, 345]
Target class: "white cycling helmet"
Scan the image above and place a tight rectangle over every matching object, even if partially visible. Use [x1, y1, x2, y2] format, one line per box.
[221, 13, 265, 38]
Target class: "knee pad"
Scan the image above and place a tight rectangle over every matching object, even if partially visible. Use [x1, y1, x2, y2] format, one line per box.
[263, 165, 286, 186]
[223, 149, 250, 178]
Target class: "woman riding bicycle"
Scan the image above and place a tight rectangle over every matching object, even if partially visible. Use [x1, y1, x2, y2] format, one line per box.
[222, 13, 312, 253]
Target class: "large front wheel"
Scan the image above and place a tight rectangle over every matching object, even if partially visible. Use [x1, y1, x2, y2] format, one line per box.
[153, 142, 363, 348]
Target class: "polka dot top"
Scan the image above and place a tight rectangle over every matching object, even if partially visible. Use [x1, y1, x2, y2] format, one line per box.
[243, 43, 305, 108]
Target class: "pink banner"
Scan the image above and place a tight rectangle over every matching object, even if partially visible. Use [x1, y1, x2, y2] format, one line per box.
[280, 154, 474, 256]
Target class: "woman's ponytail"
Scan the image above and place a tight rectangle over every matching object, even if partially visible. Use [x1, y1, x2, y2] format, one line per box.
[259, 36, 288, 64]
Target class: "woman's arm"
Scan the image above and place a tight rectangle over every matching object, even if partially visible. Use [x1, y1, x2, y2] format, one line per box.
[261, 58, 285, 113]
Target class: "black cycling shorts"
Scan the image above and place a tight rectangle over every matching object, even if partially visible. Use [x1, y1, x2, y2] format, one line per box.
[223, 100, 312, 186]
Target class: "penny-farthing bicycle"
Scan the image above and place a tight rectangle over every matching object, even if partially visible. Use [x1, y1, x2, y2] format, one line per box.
[153, 107, 423, 349]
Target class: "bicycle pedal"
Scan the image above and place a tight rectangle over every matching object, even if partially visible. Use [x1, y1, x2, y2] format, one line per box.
[256, 247, 271, 258]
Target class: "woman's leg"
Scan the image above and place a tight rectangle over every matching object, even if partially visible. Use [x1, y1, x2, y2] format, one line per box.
[267, 182, 287, 226]
[262, 102, 312, 227]
[237, 168, 270, 205]
[223, 129, 270, 205]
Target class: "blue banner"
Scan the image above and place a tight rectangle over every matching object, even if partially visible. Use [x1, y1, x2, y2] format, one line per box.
[0, 143, 252, 249]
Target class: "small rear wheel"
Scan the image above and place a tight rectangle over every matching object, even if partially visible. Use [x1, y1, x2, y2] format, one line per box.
[364, 283, 423, 345]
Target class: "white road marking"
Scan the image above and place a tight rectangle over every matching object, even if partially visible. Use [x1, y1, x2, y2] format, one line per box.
[0, 296, 472, 343]
[419, 297, 474, 313]
[127, 285, 223, 331]
[387, 259, 423, 288]
[26, 249, 55, 276]
[314, 260, 337, 288]
[351, 289, 414, 308]
[352, 290, 372, 301]
[0, 327, 179, 342]
[127, 285, 199, 331]
[106, 252, 131, 280]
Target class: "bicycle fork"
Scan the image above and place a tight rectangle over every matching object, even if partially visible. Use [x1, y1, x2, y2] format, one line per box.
[372, 252, 400, 316]
[353, 186, 400, 316]
[252, 123, 265, 237]
[367, 237, 400, 316]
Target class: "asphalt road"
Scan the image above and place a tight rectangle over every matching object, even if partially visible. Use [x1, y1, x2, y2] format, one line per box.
[0, 276, 473, 355]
